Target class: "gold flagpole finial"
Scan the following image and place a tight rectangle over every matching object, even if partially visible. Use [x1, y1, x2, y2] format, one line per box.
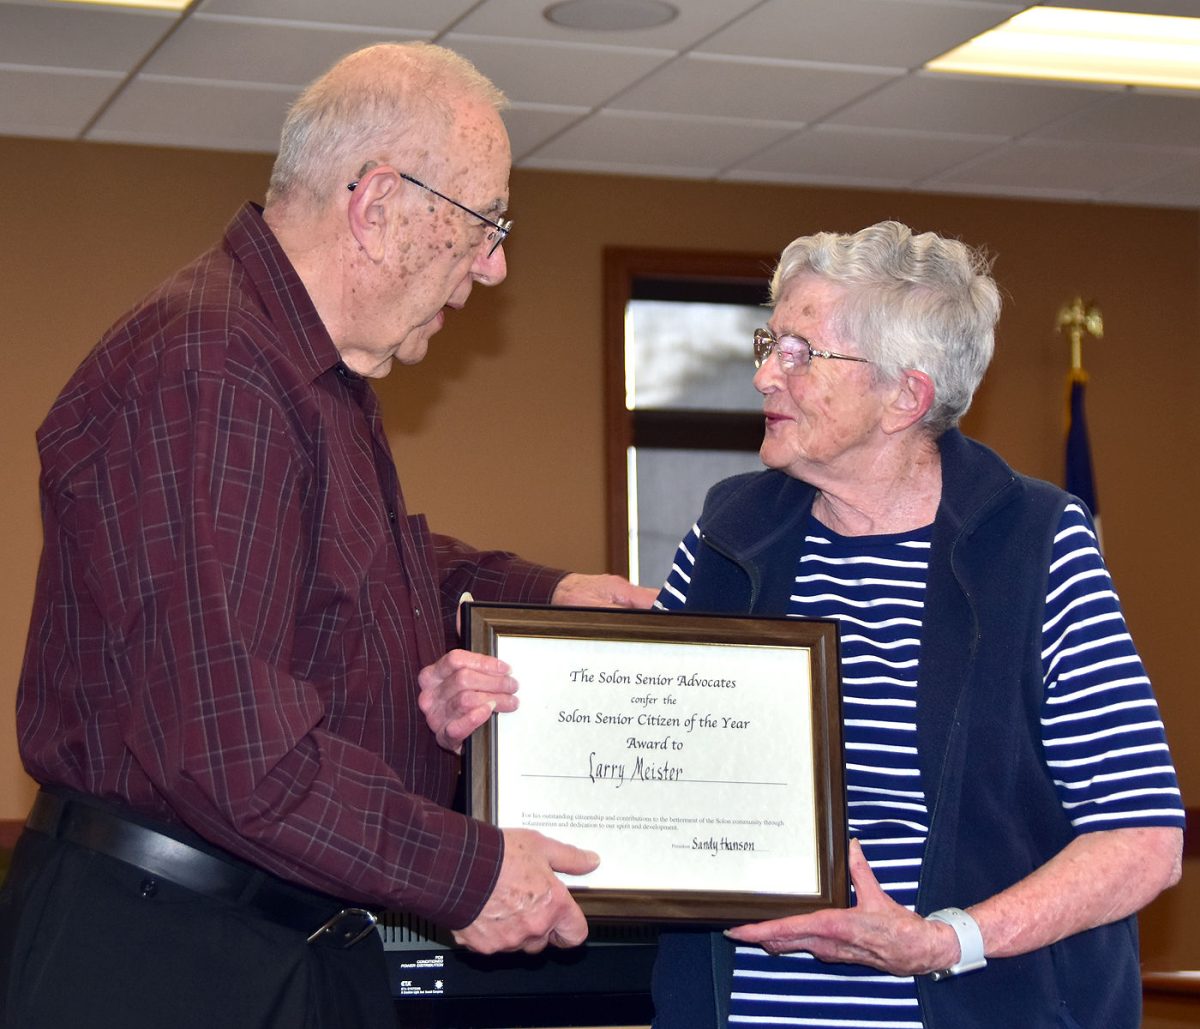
[1056, 297, 1104, 376]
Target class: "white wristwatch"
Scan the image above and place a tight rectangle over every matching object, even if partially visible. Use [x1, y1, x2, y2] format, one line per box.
[925, 907, 987, 980]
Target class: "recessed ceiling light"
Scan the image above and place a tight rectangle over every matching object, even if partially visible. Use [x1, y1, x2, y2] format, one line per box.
[544, 0, 678, 32]
[927, 6, 1200, 91]
[49, 0, 192, 10]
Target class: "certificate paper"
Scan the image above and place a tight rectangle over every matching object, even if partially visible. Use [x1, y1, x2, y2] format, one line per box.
[465, 605, 847, 923]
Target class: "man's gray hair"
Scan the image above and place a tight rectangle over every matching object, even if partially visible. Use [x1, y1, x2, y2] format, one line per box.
[266, 42, 508, 209]
[771, 221, 1001, 435]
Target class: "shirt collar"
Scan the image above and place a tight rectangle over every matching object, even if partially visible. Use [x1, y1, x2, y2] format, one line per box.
[223, 203, 344, 385]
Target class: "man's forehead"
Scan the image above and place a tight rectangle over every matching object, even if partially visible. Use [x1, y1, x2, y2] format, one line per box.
[449, 96, 508, 148]
[438, 104, 511, 206]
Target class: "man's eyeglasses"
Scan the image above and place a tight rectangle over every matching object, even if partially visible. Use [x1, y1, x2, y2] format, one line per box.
[753, 328, 871, 375]
[347, 171, 512, 257]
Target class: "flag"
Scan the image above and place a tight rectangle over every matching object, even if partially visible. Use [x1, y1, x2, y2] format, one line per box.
[1065, 371, 1102, 547]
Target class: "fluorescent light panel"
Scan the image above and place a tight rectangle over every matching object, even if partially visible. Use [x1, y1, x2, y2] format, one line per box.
[49, 0, 191, 10]
[926, 6, 1200, 91]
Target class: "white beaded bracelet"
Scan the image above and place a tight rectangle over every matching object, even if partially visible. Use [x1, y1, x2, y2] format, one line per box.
[926, 907, 987, 980]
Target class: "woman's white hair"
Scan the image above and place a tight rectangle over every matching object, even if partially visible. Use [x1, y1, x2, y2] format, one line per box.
[266, 42, 508, 210]
[771, 221, 1001, 436]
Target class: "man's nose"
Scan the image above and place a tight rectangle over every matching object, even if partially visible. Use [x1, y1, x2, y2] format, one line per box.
[473, 241, 507, 286]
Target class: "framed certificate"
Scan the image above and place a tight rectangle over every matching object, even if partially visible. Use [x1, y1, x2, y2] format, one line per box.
[464, 603, 848, 924]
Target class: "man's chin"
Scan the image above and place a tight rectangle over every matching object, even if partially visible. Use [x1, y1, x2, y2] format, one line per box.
[396, 310, 446, 364]
[360, 362, 387, 378]
[362, 340, 426, 376]
[393, 343, 429, 368]
[395, 330, 437, 367]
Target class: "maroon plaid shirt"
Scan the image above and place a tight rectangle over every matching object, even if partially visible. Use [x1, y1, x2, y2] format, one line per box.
[18, 204, 563, 927]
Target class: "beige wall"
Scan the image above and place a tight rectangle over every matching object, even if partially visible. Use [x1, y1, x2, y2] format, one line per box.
[2, 136, 1197, 965]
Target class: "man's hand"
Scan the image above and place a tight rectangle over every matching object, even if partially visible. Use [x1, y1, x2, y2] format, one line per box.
[417, 649, 517, 754]
[552, 573, 657, 609]
[453, 828, 599, 954]
[724, 840, 960, 976]
[419, 575, 654, 755]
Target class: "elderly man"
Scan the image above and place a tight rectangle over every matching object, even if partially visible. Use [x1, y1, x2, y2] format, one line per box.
[0, 43, 650, 1029]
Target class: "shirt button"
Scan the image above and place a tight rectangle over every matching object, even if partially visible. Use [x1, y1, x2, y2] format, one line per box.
[414, 609, 422, 620]
[387, 508, 397, 523]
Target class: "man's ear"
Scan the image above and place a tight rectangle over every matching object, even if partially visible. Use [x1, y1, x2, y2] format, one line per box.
[882, 368, 935, 434]
[347, 166, 401, 262]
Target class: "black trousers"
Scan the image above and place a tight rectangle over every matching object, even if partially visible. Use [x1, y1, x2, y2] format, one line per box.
[0, 828, 397, 1029]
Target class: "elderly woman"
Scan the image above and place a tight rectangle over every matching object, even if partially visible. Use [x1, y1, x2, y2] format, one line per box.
[648, 222, 1183, 1029]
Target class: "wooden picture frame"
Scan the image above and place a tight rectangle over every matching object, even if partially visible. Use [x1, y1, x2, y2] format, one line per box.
[464, 603, 848, 924]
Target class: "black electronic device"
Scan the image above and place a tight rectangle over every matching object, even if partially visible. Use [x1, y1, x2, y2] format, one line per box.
[383, 911, 657, 1028]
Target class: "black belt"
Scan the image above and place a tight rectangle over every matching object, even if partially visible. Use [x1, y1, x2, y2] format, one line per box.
[26, 790, 378, 948]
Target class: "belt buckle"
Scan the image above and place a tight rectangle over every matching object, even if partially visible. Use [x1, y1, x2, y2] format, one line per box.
[307, 907, 378, 948]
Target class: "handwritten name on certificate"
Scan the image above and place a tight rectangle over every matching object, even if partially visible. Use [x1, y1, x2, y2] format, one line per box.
[492, 634, 820, 897]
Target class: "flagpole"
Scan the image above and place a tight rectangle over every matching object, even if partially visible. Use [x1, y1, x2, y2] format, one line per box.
[1056, 296, 1103, 378]
[1057, 297, 1104, 548]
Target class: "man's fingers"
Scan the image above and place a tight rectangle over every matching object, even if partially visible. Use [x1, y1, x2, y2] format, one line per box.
[416, 646, 518, 745]
[543, 837, 601, 877]
[418, 648, 513, 687]
[439, 702, 498, 750]
[617, 584, 658, 608]
[452, 829, 596, 955]
[552, 573, 657, 609]
[548, 907, 590, 949]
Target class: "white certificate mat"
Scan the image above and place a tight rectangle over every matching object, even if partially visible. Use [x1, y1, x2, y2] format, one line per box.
[466, 605, 847, 923]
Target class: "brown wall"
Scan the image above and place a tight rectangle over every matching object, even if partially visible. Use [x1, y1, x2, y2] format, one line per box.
[2, 136, 1197, 966]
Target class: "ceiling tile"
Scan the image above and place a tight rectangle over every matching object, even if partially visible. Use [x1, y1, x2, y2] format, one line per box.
[612, 53, 895, 121]
[88, 77, 294, 152]
[144, 15, 427, 86]
[829, 72, 1118, 137]
[1028, 91, 1200, 150]
[444, 34, 671, 108]
[525, 109, 798, 177]
[0, 67, 120, 138]
[1045, 0, 1200, 14]
[195, 0, 476, 31]
[927, 139, 1193, 198]
[1103, 157, 1200, 207]
[0, 3, 174, 72]
[732, 124, 1002, 187]
[503, 104, 589, 163]
[698, 0, 1021, 69]
[451, 0, 763, 49]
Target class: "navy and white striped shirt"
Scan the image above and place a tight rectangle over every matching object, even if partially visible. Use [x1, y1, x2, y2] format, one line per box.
[654, 503, 1183, 1029]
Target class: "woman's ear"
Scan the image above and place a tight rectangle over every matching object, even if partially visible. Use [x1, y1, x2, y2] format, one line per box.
[882, 368, 935, 434]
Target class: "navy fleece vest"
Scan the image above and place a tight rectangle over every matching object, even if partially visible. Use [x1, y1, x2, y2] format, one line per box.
[651, 429, 1140, 1029]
